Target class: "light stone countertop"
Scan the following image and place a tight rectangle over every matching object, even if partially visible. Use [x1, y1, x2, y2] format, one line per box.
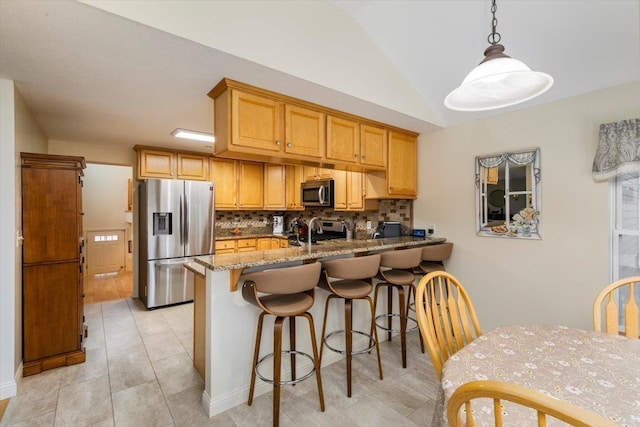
[194, 236, 447, 272]
[215, 233, 288, 241]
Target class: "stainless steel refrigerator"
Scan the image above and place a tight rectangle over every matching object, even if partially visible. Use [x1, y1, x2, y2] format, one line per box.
[139, 179, 214, 308]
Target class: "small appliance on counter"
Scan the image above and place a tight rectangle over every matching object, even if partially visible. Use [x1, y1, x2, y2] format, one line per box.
[272, 215, 284, 235]
[371, 221, 402, 239]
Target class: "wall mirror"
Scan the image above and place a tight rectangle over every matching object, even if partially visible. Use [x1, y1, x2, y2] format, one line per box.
[476, 148, 541, 239]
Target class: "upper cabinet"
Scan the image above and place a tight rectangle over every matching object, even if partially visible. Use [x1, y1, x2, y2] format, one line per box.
[231, 90, 282, 152]
[365, 131, 417, 199]
[326, 115, 359, 164]
[208, 79, 413, 173]
[237, 161, 264, 209]
[360, 124, 387, 168]
[285, 165, 304, 211]
[264, 164, 286, 210]
[210, 158, 237, 209]
[136, 147, 209, 181]
[284, 105, 324, 158]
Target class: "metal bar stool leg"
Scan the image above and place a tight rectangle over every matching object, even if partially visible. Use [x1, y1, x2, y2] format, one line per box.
[386, 285, 393, 342]
[396, 285, 407, 368]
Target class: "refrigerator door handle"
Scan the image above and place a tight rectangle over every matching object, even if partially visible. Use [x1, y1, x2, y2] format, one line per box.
[184, 190, 189, 245]
[179, 193, 185, 247]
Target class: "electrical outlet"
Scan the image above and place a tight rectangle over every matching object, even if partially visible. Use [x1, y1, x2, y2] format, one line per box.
[366, 220, 372, 230]
[428, 224, 436, 235]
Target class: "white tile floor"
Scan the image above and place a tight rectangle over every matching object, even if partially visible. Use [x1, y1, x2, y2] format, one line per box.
[1, 298, 439, 426]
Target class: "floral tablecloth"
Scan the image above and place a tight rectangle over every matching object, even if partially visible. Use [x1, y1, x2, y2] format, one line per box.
[433, 324, 640, 426]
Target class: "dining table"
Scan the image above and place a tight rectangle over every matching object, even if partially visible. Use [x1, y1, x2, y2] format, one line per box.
[432, 324, 640, 426]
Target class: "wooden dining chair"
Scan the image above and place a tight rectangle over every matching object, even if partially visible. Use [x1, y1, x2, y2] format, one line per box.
[447, 380, 618, 427]
[415, 271, 482, 379]
[593, 276, 640, 338]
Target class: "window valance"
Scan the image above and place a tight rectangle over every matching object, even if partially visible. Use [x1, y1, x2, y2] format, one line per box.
[592, 118, 640, 182]
[477, 150, 537, 168]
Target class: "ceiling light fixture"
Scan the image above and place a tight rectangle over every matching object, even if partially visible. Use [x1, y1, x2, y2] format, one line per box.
[444, 0, 553, 112]
[171, 128, 215, 143]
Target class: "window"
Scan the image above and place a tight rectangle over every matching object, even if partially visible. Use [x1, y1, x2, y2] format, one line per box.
[93, 234, 119, 242]
[611, 173, 640, 329]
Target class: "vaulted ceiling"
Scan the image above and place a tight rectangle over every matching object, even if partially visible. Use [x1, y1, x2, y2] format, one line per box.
[1, 1, 638, 153]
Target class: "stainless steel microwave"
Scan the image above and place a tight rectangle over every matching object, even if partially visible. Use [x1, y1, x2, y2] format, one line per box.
[301, 179, 334, 207]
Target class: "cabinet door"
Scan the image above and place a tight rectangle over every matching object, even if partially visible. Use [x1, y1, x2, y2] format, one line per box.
[237, 238, 257, 252]
[284, 105, 324, 158]
[22, 168, 81, 264]
[285, 165, 304, 210]
[327, 115, 359, 164]
[257, 238, 272, 251]
[347, 171, 364, 210]
[388, 131, 417, 197]
[23, 262, 80, 361]
[264, 164, 286, 210]
[177, 153, 209, 181]
[138, 149, 175, 179]
[232, 90, 282, 152]
[361, 124, 387, 168]
[332, 169, 348, 210]
[215, 240, 236, 253]
[210, 158, 237, 209]
[238, 162, 264, 209]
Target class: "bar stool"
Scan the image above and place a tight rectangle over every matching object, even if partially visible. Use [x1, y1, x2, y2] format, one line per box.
[241, 262, 325, 427]
[318, 254, 383, 397]
[419, 242, 454, 274]
[373, 247, 424, 368]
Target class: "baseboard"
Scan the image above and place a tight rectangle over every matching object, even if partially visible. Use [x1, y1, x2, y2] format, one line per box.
[0, 362, 20, 400]
[202, 334, 368, 417]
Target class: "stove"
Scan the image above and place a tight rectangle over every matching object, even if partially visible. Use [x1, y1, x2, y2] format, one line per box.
[289, 219, 347, 245]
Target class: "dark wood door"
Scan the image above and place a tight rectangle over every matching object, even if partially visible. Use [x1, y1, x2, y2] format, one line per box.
[23, 262, 80, 362]
[22, 167, 80, 264]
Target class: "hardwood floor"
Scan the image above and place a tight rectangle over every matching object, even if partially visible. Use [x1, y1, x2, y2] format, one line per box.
[83, 270, 133, 304]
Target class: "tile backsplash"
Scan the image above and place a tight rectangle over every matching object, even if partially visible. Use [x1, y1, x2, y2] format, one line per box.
[215, 199, 413, 238]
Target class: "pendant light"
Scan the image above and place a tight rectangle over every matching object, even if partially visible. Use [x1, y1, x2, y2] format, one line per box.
[444, 0, 553, 112]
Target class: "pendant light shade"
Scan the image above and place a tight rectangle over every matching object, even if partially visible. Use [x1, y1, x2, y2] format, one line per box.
[445, 1, 553, 112]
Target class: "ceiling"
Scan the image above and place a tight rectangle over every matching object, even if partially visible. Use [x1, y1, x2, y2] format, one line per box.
[1, 1, 638, 154]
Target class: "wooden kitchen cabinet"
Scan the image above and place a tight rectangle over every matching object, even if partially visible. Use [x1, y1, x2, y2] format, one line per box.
[365, 131, 417, 199]
[210, 158, 263, 210]
[238, 161, 264, 209]
[263, 164, 286, 210]
[231, 90, 283, 152]
[137, 148, 176, 179]
[285, 165, 304, 210]
[387, 131, 417, 197]
[257, 238, 272, 251]
[360, 124, 387, 168]
[237, 238, 257, 252]
[215, 240, 236, 254]
[326, 115, 359, 164]
[21, 153, 86, 376]
[302, 166, 333, 181]
[210, 158, 237, 209]
[333, 170, 365, 211]
[177, 153, 209, 181]
[284, 104, 325, 158]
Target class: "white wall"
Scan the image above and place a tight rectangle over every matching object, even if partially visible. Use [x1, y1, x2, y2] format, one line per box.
[0, 80, 48, 399]
[83, 163, 131, 231]
[415, 81, 640, 331]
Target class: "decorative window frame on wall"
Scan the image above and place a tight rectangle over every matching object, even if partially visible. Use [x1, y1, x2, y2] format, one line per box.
[475, 147, 541, 239]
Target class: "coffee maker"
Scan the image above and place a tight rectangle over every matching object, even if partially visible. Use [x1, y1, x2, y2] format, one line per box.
[272, 215, 284, 235]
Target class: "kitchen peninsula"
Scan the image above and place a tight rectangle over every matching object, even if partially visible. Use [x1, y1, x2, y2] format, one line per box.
[191, 236, 446, 417]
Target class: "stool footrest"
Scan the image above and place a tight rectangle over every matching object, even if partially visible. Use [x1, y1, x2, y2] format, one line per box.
[255, 350, 316, 386]
[323, 330, 377, 355]
[374, 313, 419, 333]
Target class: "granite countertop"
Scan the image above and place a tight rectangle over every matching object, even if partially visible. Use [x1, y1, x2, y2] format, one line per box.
[195, 236, 447, 272]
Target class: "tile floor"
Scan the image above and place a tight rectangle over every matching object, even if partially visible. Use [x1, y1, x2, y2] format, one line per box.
[1, 297, 440, 426]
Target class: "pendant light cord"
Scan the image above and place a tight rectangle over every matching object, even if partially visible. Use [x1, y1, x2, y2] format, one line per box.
[488, 0, 501, 45]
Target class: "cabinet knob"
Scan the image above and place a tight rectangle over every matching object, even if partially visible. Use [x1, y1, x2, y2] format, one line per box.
[362, 155, 366, 160]
[287, 142, 292, 148]
[354, 154, 358, 158]
[275, 140, 281, 145]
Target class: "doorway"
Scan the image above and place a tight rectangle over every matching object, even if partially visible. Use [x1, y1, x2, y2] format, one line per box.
[83, 163, 134, 303]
